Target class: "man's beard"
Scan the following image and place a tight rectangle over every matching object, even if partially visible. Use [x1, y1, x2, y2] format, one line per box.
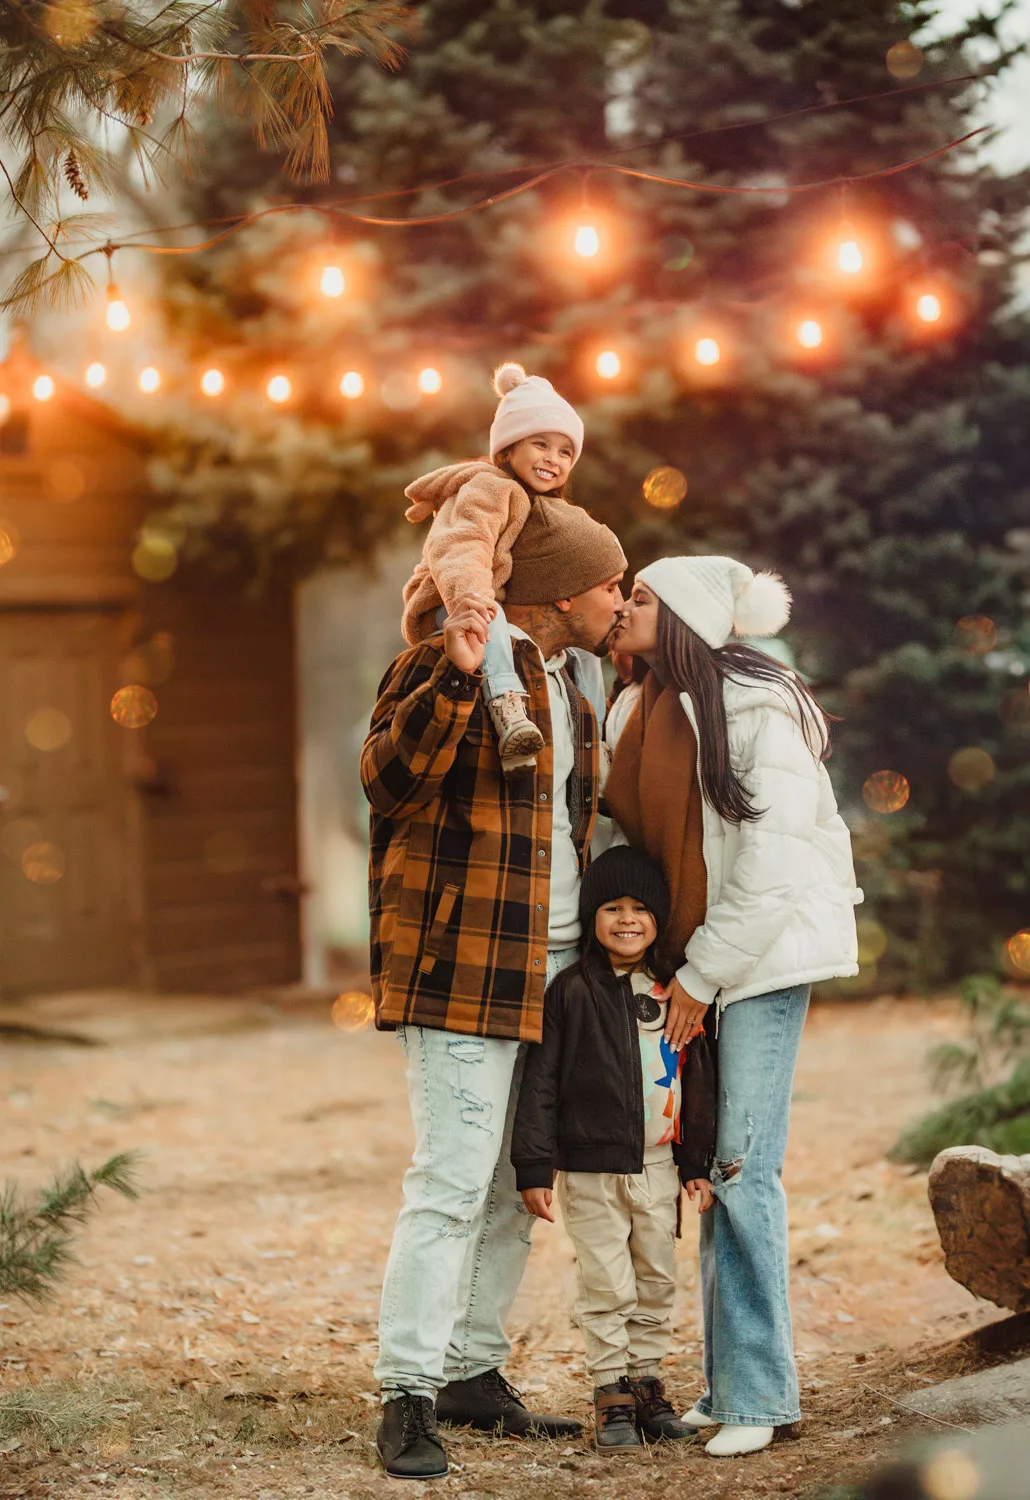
[589, 617, 622, 657]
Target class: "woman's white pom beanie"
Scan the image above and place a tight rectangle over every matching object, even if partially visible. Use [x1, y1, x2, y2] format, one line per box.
[637, 555, 792, 649]
[489, 362, 584, 463]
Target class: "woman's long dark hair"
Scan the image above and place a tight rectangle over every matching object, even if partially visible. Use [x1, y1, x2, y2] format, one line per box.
[654, 602, 833, 825]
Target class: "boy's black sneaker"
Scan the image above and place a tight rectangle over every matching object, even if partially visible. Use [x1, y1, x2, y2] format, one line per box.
[627, 1375, 695, 1442]
[376, 1393, 449, 1481]
[436, 1369, 582, 1438]
[593, 1382, 642, 1451]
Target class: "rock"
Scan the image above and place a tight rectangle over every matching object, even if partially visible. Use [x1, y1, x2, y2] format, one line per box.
[928, 1146, 1030, 1311]
[901, 1357, 1030, 1427]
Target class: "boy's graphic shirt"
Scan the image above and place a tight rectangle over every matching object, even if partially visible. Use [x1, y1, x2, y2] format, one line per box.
[629, 971, 683, 1152]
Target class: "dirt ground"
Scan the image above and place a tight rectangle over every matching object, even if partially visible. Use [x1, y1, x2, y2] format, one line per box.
[0, 992, 1022, 1500]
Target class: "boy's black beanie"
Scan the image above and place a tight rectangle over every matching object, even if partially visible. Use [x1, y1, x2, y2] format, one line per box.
[579, 847, 670, 934]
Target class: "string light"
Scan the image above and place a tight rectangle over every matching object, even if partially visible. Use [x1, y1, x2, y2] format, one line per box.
[574, 224, 600, 258]
[596, 350, 621, 379]
[339, 371, 364, 398]
[797, 319, 823, 349]
[837, 237, 864, 274]
[0, 393, 10, 423]
[200, 368, 225, 396]
[138, 366, 161, 394]
[105, 284, 131, 332]
[266, 374, 291, 403]
[84, 362, 106, 388]
[417, 367, 443, 394]
[916, 291, 942, 323]
[32, 374, 55, 401]
[320, 265, 345, 297]
[694, 337, 721, 366]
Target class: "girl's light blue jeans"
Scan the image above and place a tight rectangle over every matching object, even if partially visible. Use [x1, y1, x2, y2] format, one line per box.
[696, 983, 810, 1427]
[481, 606, 608, 724]
[375, 947, 578, 1400]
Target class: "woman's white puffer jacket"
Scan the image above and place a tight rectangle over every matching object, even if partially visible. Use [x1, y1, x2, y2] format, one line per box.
[673, 678, 862, 1010]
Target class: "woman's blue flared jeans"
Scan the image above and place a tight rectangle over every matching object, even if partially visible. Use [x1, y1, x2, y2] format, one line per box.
[697, 983, 810, 1427]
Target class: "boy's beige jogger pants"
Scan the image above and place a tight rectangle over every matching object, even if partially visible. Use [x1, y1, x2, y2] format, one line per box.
[556, 1152, 680, 1383]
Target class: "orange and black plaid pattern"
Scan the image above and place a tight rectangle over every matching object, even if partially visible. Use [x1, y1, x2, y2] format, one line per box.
[361, 635, 599, 1043]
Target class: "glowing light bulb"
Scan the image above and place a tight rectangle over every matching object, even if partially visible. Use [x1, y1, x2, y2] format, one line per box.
[916, 292, 942, 324]
[574, 224, 600, 258]
[694, 337, 721, 367]
[32, 374, 55, 401]
[797, 319, 823, 349]
[84, 362, 106, 388]
[596, 350, 621, 379]
[838, 239, 864, 274]
[106, 286, 130, 332]
[418, 367, 443, 395]
[138, 366, 160, 394]
[320, 265, 346, 298]
[339, 371, 364, 399]
[266, 374, 291, 404]
[200, 368, 224, 396]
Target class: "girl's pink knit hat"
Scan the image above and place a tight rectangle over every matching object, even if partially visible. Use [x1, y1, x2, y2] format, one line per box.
[488, 362, 584, 463]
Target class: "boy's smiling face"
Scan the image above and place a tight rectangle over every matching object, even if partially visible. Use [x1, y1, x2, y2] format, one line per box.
[595, 896, 657, 969]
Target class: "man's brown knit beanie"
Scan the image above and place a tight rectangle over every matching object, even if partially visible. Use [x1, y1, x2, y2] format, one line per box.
[504, 497, 627, 605]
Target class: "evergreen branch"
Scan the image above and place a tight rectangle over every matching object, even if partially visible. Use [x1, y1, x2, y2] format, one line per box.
[0, 151, 65, 257]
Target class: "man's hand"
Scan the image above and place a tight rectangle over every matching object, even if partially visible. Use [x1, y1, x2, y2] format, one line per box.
[663, 975, 709, 1049]
[521, 1187, 555, 1223]
[685, 1178, 715, 1214]
[442, 600, 492, 675]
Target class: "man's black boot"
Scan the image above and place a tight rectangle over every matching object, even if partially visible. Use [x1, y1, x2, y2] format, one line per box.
[593, 1380, 642, 1451]
[627, 1375, 696, 1442]
[376, 1393, 449, 1480]
[436, 1369, 583, 1438]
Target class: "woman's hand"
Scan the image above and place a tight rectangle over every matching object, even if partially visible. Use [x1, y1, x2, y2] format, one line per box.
[685, 1178, 715, 1214]
[521, 1188, 555, 1223]
[442, 600, 492, 674]
[663, 976, 709, 1049]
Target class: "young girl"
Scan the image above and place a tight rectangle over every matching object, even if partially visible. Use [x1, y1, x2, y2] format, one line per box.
[402, 362, 598, 772]
[607, 555, 861, 1458]
[511, 846, 716, 1452]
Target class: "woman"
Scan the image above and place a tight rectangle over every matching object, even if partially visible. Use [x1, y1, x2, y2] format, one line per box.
[605, 554, 861, 1457]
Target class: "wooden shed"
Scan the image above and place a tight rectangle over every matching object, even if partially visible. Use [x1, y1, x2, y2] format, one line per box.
[0, 334, 302, 997]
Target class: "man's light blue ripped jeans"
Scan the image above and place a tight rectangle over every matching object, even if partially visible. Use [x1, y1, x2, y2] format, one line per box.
[376, 947, 579, 1402]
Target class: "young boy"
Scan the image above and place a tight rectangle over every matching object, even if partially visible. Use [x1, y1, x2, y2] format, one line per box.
[511, 846, 716, 1451]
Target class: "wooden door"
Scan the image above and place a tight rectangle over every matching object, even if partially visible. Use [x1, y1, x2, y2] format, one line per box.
[0, 610, 136, 994]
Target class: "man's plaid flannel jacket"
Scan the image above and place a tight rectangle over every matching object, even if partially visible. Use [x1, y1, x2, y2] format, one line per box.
[361, 634, 599, 1043]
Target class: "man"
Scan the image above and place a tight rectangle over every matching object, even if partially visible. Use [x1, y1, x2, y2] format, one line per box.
[361, 498, 627, 1480]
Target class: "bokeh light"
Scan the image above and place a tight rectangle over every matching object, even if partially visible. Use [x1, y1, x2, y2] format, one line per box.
[203, 829, 249, 874]
[694, 337, 721, 366]
[22, 841, 65, 885]
[105, 296, 130, 333]
[837, 239, 864, 274]
[266, 374, 292, 404]
[85, 362, 106, 389]
[856, 918, 889, 965]
[0, 394, 10, 424]
[955, 616, 998, 656]
[1005, 931, 1030, 977]
[24, 708, 72, 753]
[947, 747, 996, 792]
[32, 375, 55, 402]
[46, 460, 85, 503]
[919, 1448, 980, 1500]
[862, 770, 910, 814]
[643, 466, 688, 510]
[574, 224, 600, 258]
[340, 371, 364, 399]
[131, 532, 178, 583]
[797, 319, 823, 349]
[0, 525, 18, 567]
[596, 349, 621, 379]
[200, 368, 224, 397]
[138, 366, 161, 394]
[111, 685, 158, 728]
[418, 367, 443, 395]
[332, 991, 375, 1031]
[916, 292, 942, 324]
[320, 265, 346, 297]
[886, 40, 924, 80]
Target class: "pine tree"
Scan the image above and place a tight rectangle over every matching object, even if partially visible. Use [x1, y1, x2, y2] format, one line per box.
[153, 0, 1030, 985]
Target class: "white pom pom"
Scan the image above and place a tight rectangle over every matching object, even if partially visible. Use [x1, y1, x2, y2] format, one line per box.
[492, 361, 527, 397]
[732, 571, 792, 638]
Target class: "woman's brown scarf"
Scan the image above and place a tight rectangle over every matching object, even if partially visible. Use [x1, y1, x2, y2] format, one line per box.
[605, 672, 708, 979]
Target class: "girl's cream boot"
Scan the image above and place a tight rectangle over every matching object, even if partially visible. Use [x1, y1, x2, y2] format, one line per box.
[488, 690, 545, 767]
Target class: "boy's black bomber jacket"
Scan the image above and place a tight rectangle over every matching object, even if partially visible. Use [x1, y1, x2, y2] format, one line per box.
[511, 953, 717, 1192]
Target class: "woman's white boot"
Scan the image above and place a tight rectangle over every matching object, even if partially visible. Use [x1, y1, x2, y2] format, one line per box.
[705, 1424, 774, 1456]
[680, 1406, 718, 1429]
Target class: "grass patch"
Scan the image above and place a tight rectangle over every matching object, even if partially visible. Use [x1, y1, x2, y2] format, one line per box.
[0, 1379, 121, 1449]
